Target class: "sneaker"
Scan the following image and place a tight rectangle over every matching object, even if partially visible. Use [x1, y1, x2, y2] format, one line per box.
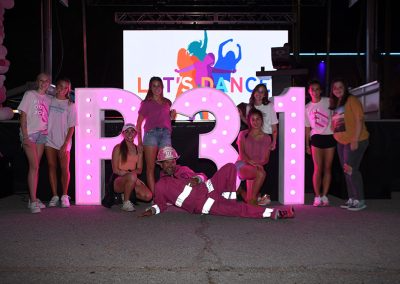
[61, 195, 71, 208]
[348, 200, 367, 211]
[321, 195, 329, 206]
[121, 200, 136, 212]
[271, 206, 295, 220]
[257, 194, 271, 206]
[49, 196, 59, 207]
[340, 198, 354, 209]
[28, 199, 46, 209]
[29, 201, 41, 214]
[313, 196, 322, 207]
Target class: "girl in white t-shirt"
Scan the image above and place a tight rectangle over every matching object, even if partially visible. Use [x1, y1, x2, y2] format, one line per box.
[18, 73, 52, 213]
[45, 78, 77, 208]
[305, 80, 336, 207]
[239, 83, 278, 150]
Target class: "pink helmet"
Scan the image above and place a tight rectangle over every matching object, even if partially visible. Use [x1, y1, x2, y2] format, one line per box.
[157, 146, 180, 162]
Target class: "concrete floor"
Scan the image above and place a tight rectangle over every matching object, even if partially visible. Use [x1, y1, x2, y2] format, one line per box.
[1, 193, 400, 283]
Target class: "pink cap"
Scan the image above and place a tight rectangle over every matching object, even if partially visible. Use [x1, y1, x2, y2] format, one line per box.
[157, 146, 180, 162]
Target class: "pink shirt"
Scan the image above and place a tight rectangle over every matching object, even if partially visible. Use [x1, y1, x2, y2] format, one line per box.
[236, 129, 272, 165]
[138, 99, 172, 133]
[154, 165, 208, 214]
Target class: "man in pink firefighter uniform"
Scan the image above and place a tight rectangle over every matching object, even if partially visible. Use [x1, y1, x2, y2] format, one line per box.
[140, 146, 294, 220]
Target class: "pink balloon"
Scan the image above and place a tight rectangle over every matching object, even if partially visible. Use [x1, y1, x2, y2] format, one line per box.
[0, 107, 13, 120]
[0, 85, 6, 103]
[0, 0, 14, 9]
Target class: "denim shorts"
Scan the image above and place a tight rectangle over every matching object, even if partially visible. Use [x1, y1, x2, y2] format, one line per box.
[143, 127, 171, 148]
[20, 130, 47, 144]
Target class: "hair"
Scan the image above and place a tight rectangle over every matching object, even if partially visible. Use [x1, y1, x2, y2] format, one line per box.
[307, 79, 321, 89]
[144, 76, 164, 101]
[119, 139, 129, 163]
[37, 72, 51, 81]
[56, 77, 72, 99]
[249, 83, 270, 107]
[119, 128, 137, 163]
[245, 108, 264, 138]
[329, 77, 351, 110]
[306, 79, 322, 101]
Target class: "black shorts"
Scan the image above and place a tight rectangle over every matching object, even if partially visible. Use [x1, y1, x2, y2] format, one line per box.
[310, 134, 336, 149]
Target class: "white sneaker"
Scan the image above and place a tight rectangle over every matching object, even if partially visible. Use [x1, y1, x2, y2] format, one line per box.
[29, 201, 41, 214]
[49, 196, 59, 207]
[321, 195, 329, 206]
[313, 196, 322, 207]
[257, 194, 271, 206]
[28, 199, 46, 209]
[347, 199, 367, 211]
[61, 195, 71, 208]
[340, 198, 354, 209]
[121, 200, 135, 212]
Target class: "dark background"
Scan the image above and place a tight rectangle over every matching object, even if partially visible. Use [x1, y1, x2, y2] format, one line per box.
[1, 0, 399, 200]
[3, 0, 400, 117]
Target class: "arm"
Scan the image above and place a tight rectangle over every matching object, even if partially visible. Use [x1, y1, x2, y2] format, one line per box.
[136, 114, 144, 146]
[305, 127, 311, 155]
[175, 64, 194, 74]
[135, 147, 143, 175]
[60, 127, 75, 154]
[139, 182, 168, 217]
[261, 141, 271, 166]
[111, 145, 129, 176]
[238, 107, 248, 126]
[200, 30, 208, 53]
[235, 44, 242, 63]
[212, 67, 236, 74]
[219, 38, 233, 58]
[270, 124, 277, 151]
[349, 96, 364, 151]
[237, 132, 253, 164]
[19, 111, 29, 142]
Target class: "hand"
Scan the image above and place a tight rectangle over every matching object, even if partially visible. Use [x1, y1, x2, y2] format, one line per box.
[350, 141, 358, 151]
[59, 143, 68, 156]
[255, 164, 263, 171]
[137, 144, 144, 153]
[22, 137, 32, 147]
[343, 163, 353, 175]
[139, 209, 154, 217]
[170, 109, 177, 120]
[270, 141, 276, 151]
[305, 146, 311, 155]
[189, 177, 201, 187]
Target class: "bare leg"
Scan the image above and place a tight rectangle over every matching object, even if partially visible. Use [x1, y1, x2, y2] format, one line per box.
[58, 150, 71, 196]
[321, 147, 335, 196]
[144, 145, 158, 193]
[135, 180, 153, 201]
[45, 146, 58, 197]
[239, 164, 265, 204]
[311, 146, 323, 197]
[23, 142, 44, 202]
[114, 173, 137, 201]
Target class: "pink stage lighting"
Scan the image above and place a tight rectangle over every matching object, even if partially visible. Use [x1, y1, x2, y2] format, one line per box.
[75, 87, 305, 205]
[273, 87, 305, 204]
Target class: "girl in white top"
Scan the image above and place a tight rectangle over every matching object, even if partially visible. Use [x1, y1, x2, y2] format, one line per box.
[305, 80, 336, 207]
[18, 73, 52, 213]
[45, 78, 77, 208]
[239, 83, 278, 150]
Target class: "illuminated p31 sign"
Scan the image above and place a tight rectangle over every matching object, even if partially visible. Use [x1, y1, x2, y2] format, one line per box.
[75, 87, 304, 205]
